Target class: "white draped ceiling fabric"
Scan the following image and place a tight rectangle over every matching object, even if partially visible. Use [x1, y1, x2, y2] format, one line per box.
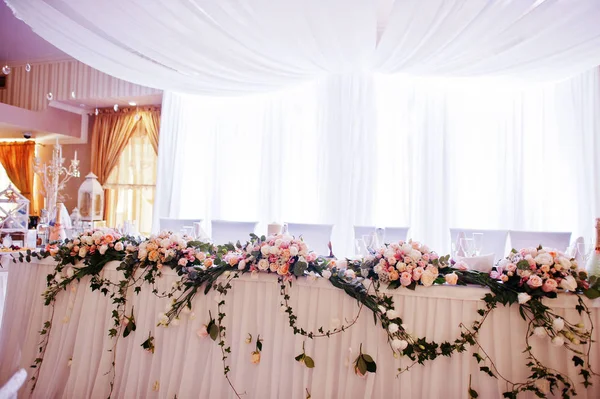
[7, 0, 600, 255]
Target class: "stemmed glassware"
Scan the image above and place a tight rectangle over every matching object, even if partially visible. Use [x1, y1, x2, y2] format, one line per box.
[472, 233, 484, 256]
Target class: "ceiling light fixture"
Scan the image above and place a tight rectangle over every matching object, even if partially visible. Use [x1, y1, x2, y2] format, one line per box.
[128, 101, 137, 106]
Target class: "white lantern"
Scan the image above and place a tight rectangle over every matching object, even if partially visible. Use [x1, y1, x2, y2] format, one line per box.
[78, 173, 104, 221]
[0, 184, 30, 234]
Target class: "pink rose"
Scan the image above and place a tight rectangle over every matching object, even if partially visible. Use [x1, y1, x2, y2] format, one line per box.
[542, 278, 558, 292]
[490, 270, 502, 280]
[540, 264, 550, 273]
[507, 263, 517, 273]
[412, 267, 424, 281]
[197, 325, 209, 338]
[178, 258, 188, 266]
[306, 252, 317, 262]
[527, 275, 543, 288]
[400, 272, 412, 286]
[455, 261, 468, 271]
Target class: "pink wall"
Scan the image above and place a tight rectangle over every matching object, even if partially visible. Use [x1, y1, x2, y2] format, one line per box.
[0, 102, 82, 137]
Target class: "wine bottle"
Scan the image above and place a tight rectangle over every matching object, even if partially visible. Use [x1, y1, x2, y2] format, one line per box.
[586, 218, 600, 277]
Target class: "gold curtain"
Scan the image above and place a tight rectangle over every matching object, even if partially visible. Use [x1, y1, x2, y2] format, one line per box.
[140, 109, 160, 154]
[91, 108, 161, 185]
[0, 141, 37, 212]
[92, 107, 160, 229]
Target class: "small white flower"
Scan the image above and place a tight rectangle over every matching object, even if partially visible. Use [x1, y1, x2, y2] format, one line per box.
[157, 312, 169, 326]
[535, 378, 550, 394]
[238, 260, 246, 270]
[388, 323, 399, 334]
[114, 242, 124, 251]
[223, 270, 231, 278]
[321, 270, 332, 279]
[171, 318, 180, 327]
[337, 259, 348, 270]
[181, 305, 191, 315]
[344, 269, 356, 279]
[386, 309, 399, 320]
[517, 293, 531, 304]
[55, 274, 64, 284]
[391, 339, 408, 351]
[552, 318, 565, 332]
[378, 305, 387, 314]
[98, 244, 108, 255]
[551, 336, 565, 346]
[280, 305, 286, 313]
[533, 327, 546, 338]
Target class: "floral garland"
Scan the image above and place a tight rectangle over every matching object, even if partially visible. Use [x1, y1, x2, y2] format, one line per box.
[13, 232, 600, 398]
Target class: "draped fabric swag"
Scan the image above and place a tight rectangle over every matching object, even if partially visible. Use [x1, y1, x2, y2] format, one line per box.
[0, 141, 37, 213]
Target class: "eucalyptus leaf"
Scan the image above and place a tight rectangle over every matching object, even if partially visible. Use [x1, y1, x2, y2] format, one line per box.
[209, 323, 219, 341]
[357, 357, 367, 375]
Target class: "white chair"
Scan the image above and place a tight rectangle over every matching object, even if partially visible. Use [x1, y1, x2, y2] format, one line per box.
[449, 228, 509, 262]
[160, 218, 202, 233]
[286, 223, 333, 256]
[0, 369, 27, 399]
[383, 227, 410, 244]
[211, 220, 258, 244]
[509, 230, 572, 253]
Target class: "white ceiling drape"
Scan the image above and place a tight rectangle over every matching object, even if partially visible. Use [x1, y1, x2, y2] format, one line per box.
[5, 0, 600, 94]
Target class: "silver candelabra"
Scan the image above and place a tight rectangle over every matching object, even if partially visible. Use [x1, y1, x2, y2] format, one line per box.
[33, 139, 80, 220]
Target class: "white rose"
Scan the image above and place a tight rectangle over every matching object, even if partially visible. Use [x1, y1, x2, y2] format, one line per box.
[552, 318, 564, 332]
[160, 239, 171, 249]
[533, 327, 546, 337]
[378, 305, 387, 314]
[269, 246, 279, 255]
[388, 323, 399, 334]
[66, 242, 74, 249]
[238, 259, 246, 270]
[396, 262, 406, 272]
[126, 244, 136, 252]
[257, 259, 269, 271]
[99, 244, 108, 255]
[54, 273, 64, 284]
[386, 309, 399, 320]
[560, 275, 577, 291]
[401, 244, 412, 253]
[557, 257, 571, 271]
[78, 247, 88, 258]
[373, 264, 382, 274]
[391, 339, 408, 351]
[420, 270, 436, 287]
[337, 259, 348, 270]
[322, 270, 332, 279]
[409, 249, 422, 261]
[518, 292, 531, 304]
[384, 249, 395, 259]
[534, 253, 553, 266]
[138, 249, 148, 259]
[260, 246, 270, 256]
[66, 268, 74, 278]
[344, 269, 356, 279]
[551, 336, 564, 346]
[73, 239, 81, 245]
[289, 246, 299, 256]
[114, 242, 124, 251]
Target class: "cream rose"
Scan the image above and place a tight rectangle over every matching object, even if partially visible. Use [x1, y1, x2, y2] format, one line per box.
[534, 253, 553, 266]
[527, 275, 543, 288]
[257, 259, 269, 271]
[420, 270, 436, 287]
[114, 242, 124, 251]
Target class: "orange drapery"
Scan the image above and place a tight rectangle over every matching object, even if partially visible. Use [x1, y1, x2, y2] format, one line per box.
[0, 140, 37, 213]
[140, 109, 160, 154]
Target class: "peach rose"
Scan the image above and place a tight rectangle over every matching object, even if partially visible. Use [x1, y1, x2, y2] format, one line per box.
[389, 269, 399, 281]
[277, 264, 290, 276]
[445, 272, 458, 285]
[203, 259, 213, 268]
[527, 275, 543, 288]
[542, 278, 558, 292]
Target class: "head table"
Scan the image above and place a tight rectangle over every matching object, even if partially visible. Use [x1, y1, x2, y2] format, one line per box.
[0, 258, 598, 399]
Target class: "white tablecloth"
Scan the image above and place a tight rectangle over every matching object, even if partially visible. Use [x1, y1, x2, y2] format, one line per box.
[0, 259, 599, 399]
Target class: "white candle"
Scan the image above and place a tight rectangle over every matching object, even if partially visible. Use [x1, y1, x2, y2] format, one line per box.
[55, 137, 59, 147]
[74, 150, 78, 161]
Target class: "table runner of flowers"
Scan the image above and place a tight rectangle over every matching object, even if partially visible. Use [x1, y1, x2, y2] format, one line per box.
[12, 229, 600, 398]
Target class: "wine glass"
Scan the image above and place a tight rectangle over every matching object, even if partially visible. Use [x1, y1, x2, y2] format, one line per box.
[459, 237, 475, 257]
[577, 242, 591, 263]
[355, 238, 367, 257]
[363, 234, 374, 253]
[472, 233, 484, 256]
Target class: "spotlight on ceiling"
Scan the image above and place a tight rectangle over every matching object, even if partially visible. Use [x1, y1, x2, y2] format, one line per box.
[128, 101, 137, 106]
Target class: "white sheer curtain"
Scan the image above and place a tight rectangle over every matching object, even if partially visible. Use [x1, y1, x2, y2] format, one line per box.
[374, 69, 600, 252]
[155, 75, 377, 255]
[156, 68, 600, 257]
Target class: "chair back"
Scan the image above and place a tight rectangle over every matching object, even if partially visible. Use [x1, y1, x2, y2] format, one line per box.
[211, 220, 258, 244]
[384, 227, 410, 244]
[509, 230, 572, 253]
[160, 218, 202, 234]
[286, 223, 333, 256]
[449, 228, 509, 262]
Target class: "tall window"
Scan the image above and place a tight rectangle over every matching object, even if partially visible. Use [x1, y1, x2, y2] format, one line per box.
[0, 164, 13, 191]
[105, 125, 157, 235]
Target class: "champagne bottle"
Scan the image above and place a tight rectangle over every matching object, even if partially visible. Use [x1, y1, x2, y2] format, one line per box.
[586, 218, 600, 277]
